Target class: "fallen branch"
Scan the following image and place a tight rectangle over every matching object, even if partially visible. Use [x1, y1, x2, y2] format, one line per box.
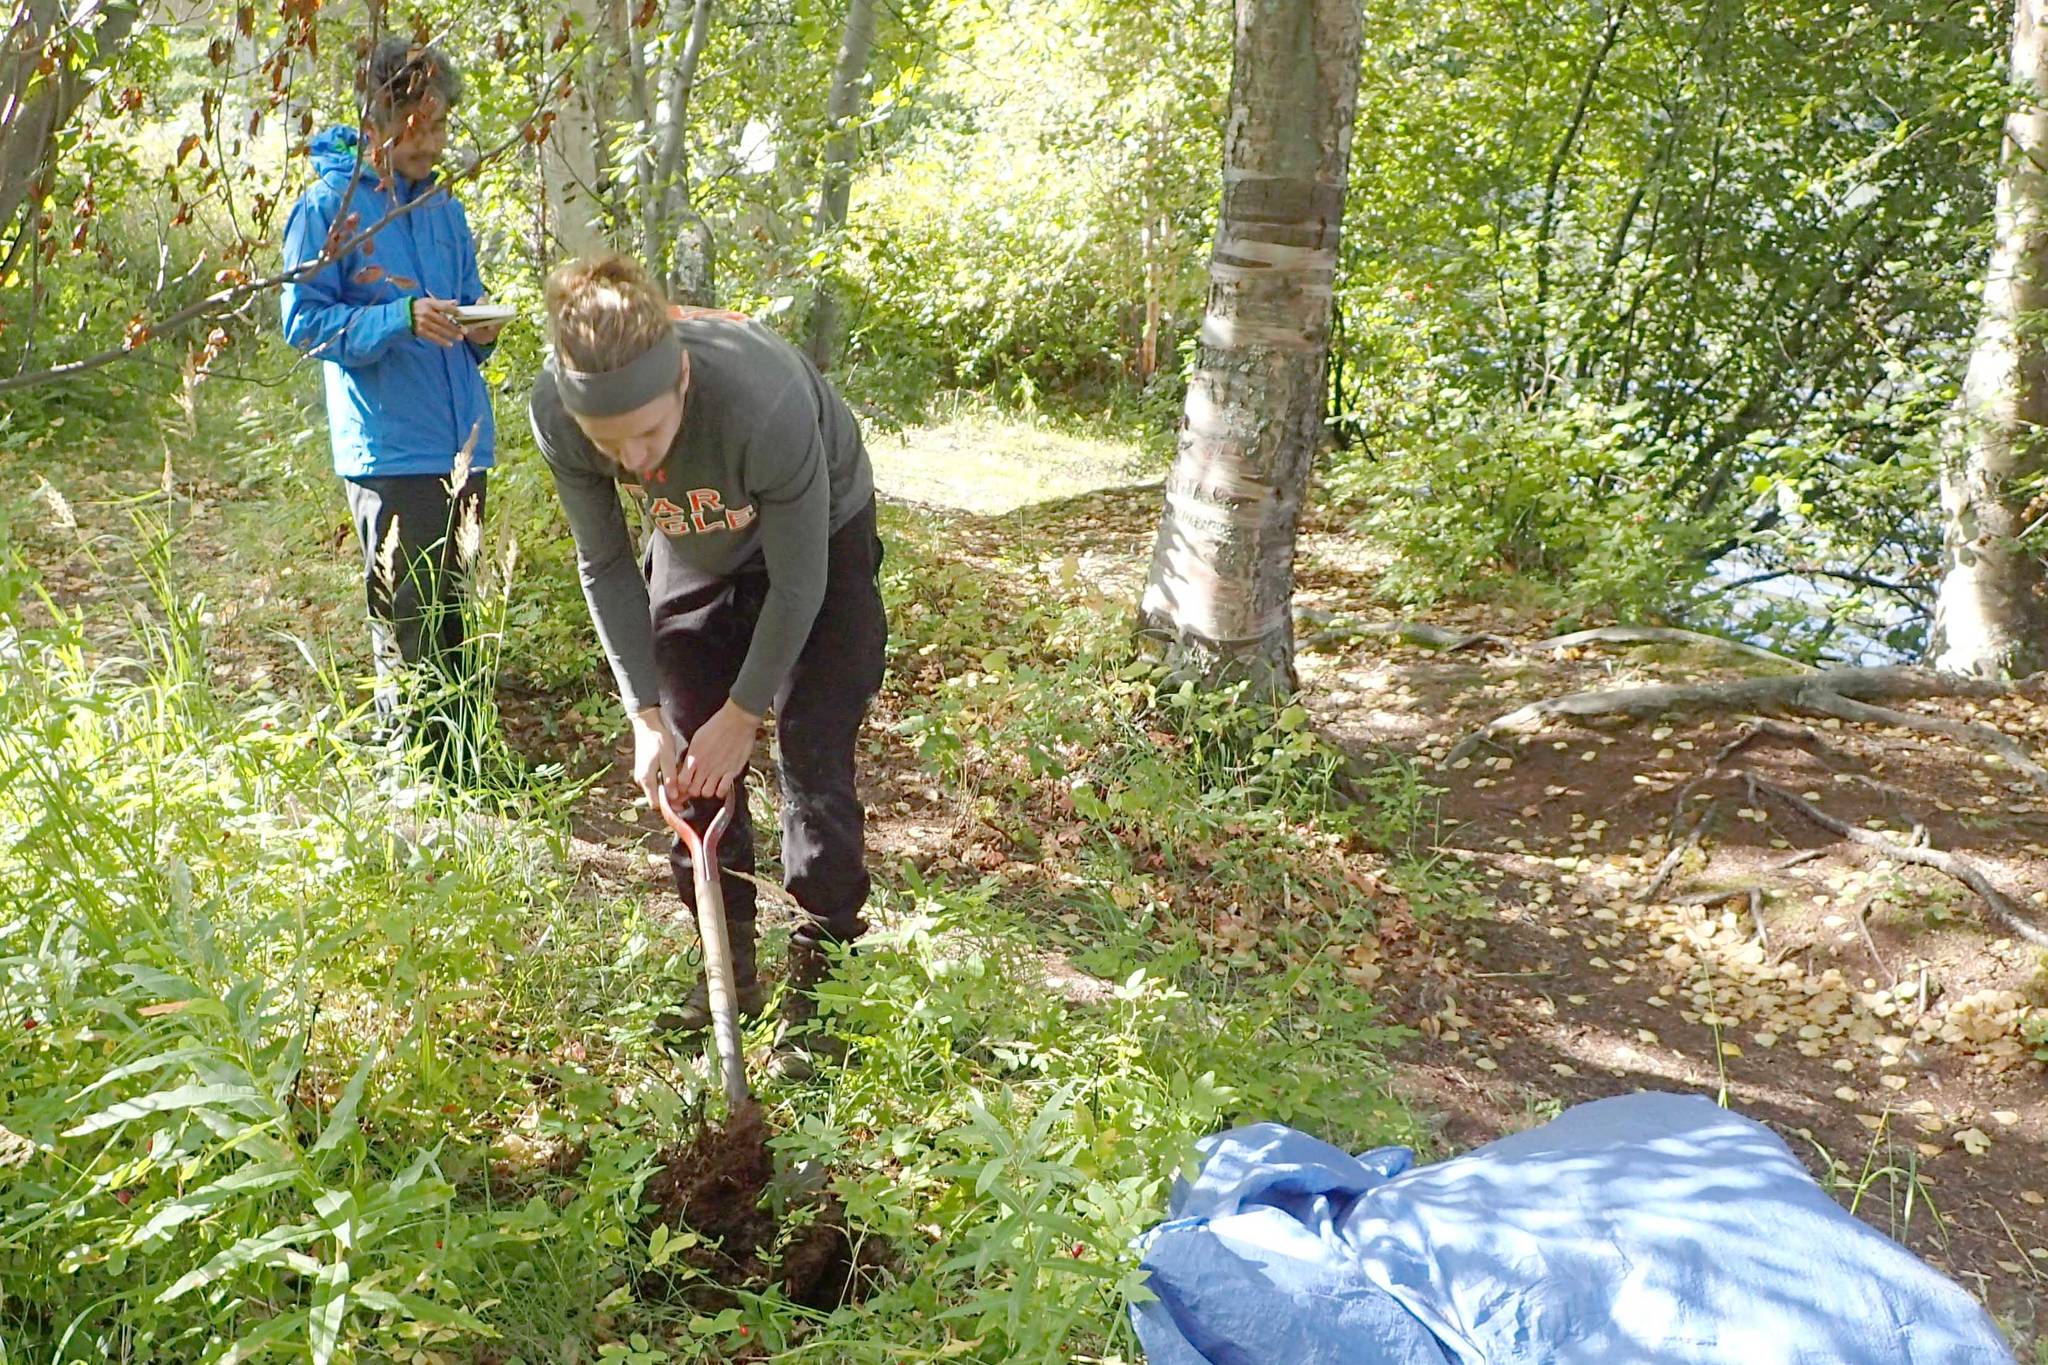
[1446, 666, 2013, 765]
[1746, 776, 2048, 950]
[1524, 625, 1814, 673]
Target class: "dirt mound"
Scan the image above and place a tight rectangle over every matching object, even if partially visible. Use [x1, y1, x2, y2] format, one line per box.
[639, 1107, 869, 1311]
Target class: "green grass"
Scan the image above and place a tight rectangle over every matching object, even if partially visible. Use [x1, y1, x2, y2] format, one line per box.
[0, 374, 1415, 1363]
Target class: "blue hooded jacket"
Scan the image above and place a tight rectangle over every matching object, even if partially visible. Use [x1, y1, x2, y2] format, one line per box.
[280, 127, 496, 479]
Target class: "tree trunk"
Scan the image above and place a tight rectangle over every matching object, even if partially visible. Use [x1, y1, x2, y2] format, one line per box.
[540, 0, 614, 261]
[648, 0, 715, 304]
[1136, 0, 1363, 695]
[1933, 0, 2048, 678]
[803, 0, 877, 370]
[0, 1, 140, 249]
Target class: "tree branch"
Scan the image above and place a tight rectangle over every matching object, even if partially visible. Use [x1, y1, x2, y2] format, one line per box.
[0, 43, 589, 394]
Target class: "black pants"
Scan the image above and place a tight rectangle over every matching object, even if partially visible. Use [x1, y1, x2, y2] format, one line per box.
[344, 472, 488, 728]
[656, 497, 887, 948]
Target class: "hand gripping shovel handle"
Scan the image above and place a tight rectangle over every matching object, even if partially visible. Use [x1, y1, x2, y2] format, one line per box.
[657, 784, 750, 1108]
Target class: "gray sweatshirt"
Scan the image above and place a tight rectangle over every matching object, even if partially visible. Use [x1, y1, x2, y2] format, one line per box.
[528, 316, 874, 716]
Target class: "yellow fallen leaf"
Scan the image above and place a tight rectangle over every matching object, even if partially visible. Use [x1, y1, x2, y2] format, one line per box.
[2023, 1191, 2047, 1206]
[1834, 1087, 1859, 1103]
[1551, 1063, 1577, 1077]
[1916, 1143, 1944, 1158]
[1474, 1057, 1498, 1072]
[1991, 1110, 2020, 1127]
[1880, 1075, 1909, 1091]
[1954, 1127, 1992, 1156]
[1753, 1032, 1778, 1048]
[1855, 1114, 1886, 1131]
[1636, 1029, 1660, 1045]
[1996, 1261, 2025, 1276]
[1719, 1042, 1742, 1058]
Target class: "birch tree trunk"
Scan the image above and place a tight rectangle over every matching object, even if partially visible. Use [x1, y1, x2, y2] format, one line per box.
[1137, 0, 1363, 694]
[1933, 0, 2048, 677]
[803, 0, 877, 370]
[540, 0, 614, 260]
[648, 0, 715, 304]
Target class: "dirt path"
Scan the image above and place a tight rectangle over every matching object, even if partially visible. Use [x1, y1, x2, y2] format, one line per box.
[1288, 535, 2048, 1334]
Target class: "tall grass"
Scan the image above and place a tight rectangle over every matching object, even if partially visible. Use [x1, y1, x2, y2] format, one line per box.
[0, 487, 1412, 1362]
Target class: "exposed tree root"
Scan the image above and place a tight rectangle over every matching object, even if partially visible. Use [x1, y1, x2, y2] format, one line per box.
[1296, 611, 1515, 654]
[1745, 776, 2048, 950]
[1522, 625, 1814, 672]
[1624, 713, 2048, 947]
[1297, 615, 1815, 670]
[1642, 720, 1825, 905]
[1791, 688, 2048, 797]
[1446, 665, 2017, 765]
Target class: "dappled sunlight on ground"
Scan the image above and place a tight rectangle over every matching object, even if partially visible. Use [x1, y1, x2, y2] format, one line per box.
[867, 408, 1161, 515]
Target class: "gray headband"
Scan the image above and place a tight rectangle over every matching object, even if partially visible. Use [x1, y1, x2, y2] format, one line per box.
[553, 331, 683, 418]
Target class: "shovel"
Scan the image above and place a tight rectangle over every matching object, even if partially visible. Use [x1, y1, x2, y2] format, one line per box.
[657, 783, 752, 1109]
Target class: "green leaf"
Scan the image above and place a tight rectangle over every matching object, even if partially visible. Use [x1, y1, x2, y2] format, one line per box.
[130, 1161, 300, 1244]
[312, 1041, 382, 1155]
[160, 1223, 319, 1302]
[215, 1308, 308, 1365]
[313, 1188, 358, 1251]
[73, 1045, 216, 1098]
[309, 1258, 349, 1365]
[65, 1083, 265, 1137]
[388, 1293, 494, 1335]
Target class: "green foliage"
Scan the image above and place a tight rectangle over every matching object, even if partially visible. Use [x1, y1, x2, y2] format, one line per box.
[774, 882, 1402, 1363]
[0, 544, 654, 1360]
[1332, 391, 1732, 622]
[832, 0, 1226, 412]
[1327, 0, 2006, 646]
[0, 480, 1413, 1361]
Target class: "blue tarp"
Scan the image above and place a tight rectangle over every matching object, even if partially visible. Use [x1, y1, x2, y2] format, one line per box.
[1134, 1092, 2014, 1365]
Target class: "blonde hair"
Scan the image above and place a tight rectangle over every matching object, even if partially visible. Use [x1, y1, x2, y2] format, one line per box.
[544, 253, 673, 372]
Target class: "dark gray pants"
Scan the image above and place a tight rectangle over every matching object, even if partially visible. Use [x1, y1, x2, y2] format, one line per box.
[344, 472, 488, 727]
[655, 497, 887, 947]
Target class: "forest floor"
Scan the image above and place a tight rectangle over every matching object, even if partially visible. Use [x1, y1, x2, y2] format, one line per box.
[526, 423, 2048, 1337]
[17, 403, 2045, 1346]
[864, 428, 2048, 1336]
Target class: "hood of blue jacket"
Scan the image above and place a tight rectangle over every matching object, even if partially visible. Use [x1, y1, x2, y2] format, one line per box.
[309, 126, 363, 183]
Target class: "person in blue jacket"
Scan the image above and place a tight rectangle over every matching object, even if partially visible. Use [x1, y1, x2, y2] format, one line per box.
[280, 38, 501, 768]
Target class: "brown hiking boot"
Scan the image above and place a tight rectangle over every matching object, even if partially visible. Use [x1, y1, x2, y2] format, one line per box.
[764, 938, 844, 1082]
[654, 923, 764, 1035]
